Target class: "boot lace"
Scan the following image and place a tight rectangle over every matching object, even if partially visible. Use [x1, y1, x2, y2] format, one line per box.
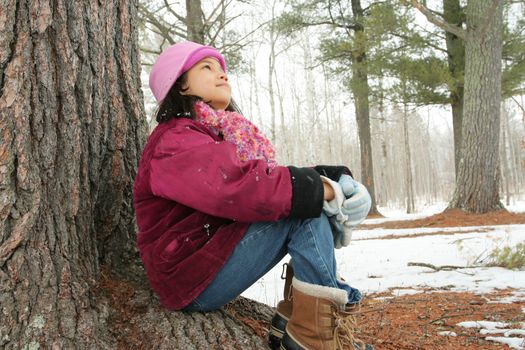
[333, 310, 366, 350]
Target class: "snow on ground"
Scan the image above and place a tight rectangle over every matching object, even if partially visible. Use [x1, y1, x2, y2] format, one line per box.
[362, 202, 448, 225]
[457, 321, 525, 349]
[242, 223, 525, 306]
[243, 201, 525, 305]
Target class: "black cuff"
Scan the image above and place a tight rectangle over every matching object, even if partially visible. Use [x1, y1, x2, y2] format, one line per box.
[287, 166, 324, 219]
[313, 165, 353, 181]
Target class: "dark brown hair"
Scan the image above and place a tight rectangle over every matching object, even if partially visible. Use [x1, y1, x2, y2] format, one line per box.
[155, 71, 241, 123]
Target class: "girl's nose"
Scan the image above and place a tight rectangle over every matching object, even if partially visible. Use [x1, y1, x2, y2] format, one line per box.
[218, 71, 228, 81]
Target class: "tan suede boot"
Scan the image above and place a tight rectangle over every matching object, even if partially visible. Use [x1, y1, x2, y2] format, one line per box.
[269, 263, 294, 349]
[280, 278, 372, 350]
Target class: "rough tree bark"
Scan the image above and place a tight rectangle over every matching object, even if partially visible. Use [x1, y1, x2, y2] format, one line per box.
[0, 1, 274, 348]
[413, 0, 504, 213]
[449, 0, 504, 213]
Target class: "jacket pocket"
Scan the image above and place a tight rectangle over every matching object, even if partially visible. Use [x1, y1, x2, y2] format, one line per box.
[153, 228, 209, 272]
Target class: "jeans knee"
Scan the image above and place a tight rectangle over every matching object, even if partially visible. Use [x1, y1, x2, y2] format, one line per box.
[304, 214, 331, 236]
[287, 213, 333, 249]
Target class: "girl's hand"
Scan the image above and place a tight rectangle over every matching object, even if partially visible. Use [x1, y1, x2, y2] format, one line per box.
[323, 182, 335, 201]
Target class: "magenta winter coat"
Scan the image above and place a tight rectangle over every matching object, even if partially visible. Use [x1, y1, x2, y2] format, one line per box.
[133, 117, 336, 310]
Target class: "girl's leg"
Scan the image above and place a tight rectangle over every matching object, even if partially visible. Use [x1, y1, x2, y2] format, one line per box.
[287, 214, 361, 303]
[184, 219, 289, 311]
[184, 213, 360, 312]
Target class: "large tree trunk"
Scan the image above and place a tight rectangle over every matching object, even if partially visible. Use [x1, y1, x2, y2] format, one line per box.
[443, 0, 466, 180]
[449, 0, 504, 213]
[0, 1, 146, 346]
[351, 0, 379, 215]
[0, 1, 273, 348]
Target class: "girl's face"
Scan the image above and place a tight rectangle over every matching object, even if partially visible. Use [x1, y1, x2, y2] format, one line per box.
[181, 57, 231, 110]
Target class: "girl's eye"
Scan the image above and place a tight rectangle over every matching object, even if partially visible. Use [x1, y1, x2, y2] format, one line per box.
[203, 64, 211, 70]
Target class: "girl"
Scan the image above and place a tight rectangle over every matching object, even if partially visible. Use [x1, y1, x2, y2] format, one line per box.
[133, 41, 373, 350]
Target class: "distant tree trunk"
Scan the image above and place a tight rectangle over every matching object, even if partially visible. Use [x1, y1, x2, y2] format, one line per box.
[375, 75, 388, 206]
[449, 0, 504, 213]
[443, 0, 466, 180]
[402, 100, 415, 214]
[268, 3, 278, 144]
[274, 59, 291, 162]
[500, 107, 511, 206]
[186, 0, 205, 43]
[505, 103, 521, 198]
[268, 57, 277, 141]
[351, 0, 379, 215]
[0, 1, 274, 348]
[322, 64, 334, 163]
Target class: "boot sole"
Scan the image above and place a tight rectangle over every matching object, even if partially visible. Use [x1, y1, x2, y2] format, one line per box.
[268, 311, 289, 349]
[280, 332, 305, 350]
[280, 331, 375, 350]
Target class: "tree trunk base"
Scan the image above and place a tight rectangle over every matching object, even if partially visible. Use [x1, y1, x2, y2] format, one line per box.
[97, 269, 273, 350]
[445, 203, 506, 214]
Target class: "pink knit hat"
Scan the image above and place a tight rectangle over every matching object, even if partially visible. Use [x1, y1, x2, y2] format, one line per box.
[149, 41, 227, 103]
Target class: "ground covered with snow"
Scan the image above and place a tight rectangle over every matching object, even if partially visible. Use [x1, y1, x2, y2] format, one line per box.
[242, 202, 525, 349]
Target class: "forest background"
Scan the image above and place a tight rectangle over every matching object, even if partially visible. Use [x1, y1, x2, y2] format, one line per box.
[138, 0, 525, 215]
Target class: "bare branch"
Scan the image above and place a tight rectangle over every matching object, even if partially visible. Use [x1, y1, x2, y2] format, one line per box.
[205, 0, 229, 25]
[208, 7, 241, 46]
[411, 0, 467, 40]
[206, 1, 240, 36]
[511, 95, 525, 114]
[163, 0, 186, 23]
[140, 4, 177, 44]
[140, 47, 162, 55]
[407, 262, 481, 272]
[219, 19, 272, 51]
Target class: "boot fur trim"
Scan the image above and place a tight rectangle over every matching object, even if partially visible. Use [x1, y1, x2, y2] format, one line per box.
[292, 277, 348, 307]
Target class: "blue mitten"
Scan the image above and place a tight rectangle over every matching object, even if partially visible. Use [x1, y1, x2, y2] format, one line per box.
[338, 174, 359, 198]
[327, 216, 354, 249]
[341, 181, 371, 228]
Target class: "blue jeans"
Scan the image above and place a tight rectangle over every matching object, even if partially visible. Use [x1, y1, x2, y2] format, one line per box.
[184, 213, 362, 311]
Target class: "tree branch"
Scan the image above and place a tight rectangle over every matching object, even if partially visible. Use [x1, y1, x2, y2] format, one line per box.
[162, 0, 186, 23]
[511, 95, 525, 114]
[408, 262, 482, 272]
[411, 0, 467, 40]
[139, 4, 177, 44]
[219, 19, 271, 52]
[205, 0, 229, 26]
[390, 32, 447, 54]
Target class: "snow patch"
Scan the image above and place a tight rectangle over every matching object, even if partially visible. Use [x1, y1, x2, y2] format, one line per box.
[458, 321, 525, 349]
[457, 321, 509, 329]
[437, 331, 457, 336]
[487, 291, 525, 304]
[391, 288, 421, 296]
[480, 329, 525, 336]
[484, 336, 524, 349]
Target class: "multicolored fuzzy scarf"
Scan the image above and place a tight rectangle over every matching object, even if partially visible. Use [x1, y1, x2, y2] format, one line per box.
[194, 101, 277, 170]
